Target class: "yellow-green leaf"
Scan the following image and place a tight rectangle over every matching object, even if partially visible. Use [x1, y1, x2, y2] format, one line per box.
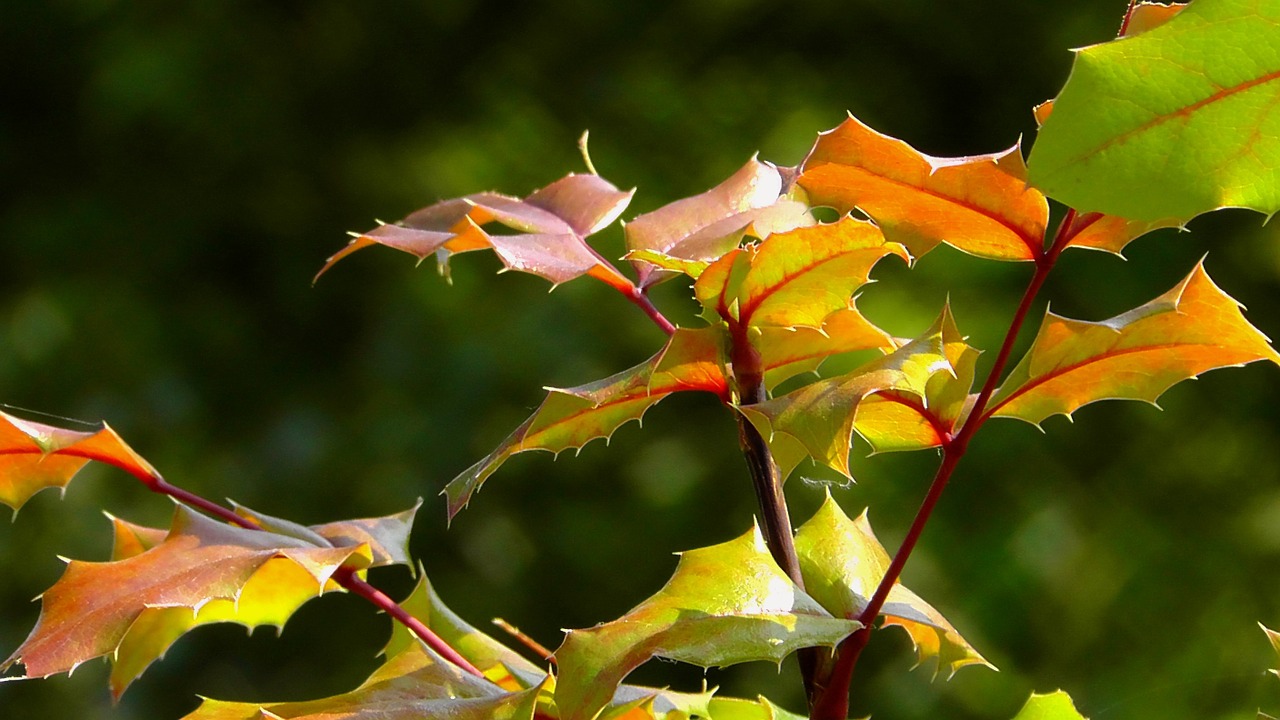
[553, 527, 860, 720]
[989, 260, 1280, 426]
[1011, 690, 1088, 720]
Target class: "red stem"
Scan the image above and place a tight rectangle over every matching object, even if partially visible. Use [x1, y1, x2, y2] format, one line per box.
[144, 477, 487, 680]
[810, 210, 1087, 718]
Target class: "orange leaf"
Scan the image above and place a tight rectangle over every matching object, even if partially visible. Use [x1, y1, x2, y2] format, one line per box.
[798, 114, 1048, 261]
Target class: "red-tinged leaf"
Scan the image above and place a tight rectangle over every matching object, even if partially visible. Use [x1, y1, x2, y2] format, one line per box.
[796, 492, 992, 678]
[735, 217, 908, 330]
[1124, 2, 1188, 35]
[184, 643, 543, 720]
[553, 526, 860, 720]
[234, 500, 421, 569]
[989, 260, 1280, 426]
[444, 327, 728, 517]
[797, 114, 1049, 261]
[738, 321, 952, 480]
[759, 305, 896, 391]
[0, 411, 162, 512]
[854, 306, 981, 453]
[318, 173, 634, 288]
[625, 158, 813, 288]
[693, 248, 753, 324]
[1011, 690, 1088, 720]
[3, 506, 373, 684]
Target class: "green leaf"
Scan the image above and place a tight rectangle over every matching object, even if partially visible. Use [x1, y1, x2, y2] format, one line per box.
[184, 643, 543, 720]
[989, 260, 1280, 426]
[795, 492, 992, 678]
[705, 696, 808, 720]
[738, 318, 952, 479]
[317, 172, 636, 287]
[1027, 0, 1280, 222]
[1011, 690, 1088, 720]
[553, 527, 861, 720]
[443, 327, 727, 517]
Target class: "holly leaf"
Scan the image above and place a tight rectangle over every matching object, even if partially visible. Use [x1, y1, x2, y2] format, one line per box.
[0, 411, 162, 512]
[797, 114, 1049, 261]
[3, 505, 377, 687]
[625, 158, 812, 289]
[1262, 622, 1280, 679]
[1011, 690, 1088, 720]
[759, 305, 896, 391]
[704, 696, 809, 720]
[184, 643, 543, 720]
[317, 173, 635, 287]
[1027, 0, 1280, 223]
[988, 260, 1280, 426]
[444, 327, 727, 517]
[854, 306, 981, 453]
[553, 527, 861, 720]
[738, 320, 952, 480]
[796, 492, 992, 678]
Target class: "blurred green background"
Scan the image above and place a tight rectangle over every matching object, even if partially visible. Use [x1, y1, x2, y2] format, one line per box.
[2, 1, 1279, 718]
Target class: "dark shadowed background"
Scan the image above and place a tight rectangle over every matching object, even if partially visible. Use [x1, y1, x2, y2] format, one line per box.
[2, 1, 1279, 718]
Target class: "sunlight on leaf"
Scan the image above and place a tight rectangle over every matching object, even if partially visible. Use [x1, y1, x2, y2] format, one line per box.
[989, 260, 1280, 426]
[553, 526, 860, 720]
[1011, 690, 1088, 719]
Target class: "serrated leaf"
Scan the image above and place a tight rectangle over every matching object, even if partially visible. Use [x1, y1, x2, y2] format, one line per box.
[989, 260, 1280, 426]
[3, 506, 375, 688]
[318, 173, 635, 287]
[625, 158, 813, 288]
[444, 327, 727, 517]
[734, 217, 908, 330]
[705, 696, 808, 720]
[795, 492, 992, 678]
[798, 114, 1049, 261]
[1262, 622, 1280, 679]
[854, 306, 980, 453]
[1011, 690, 1088, 720]
[235, 500, 421, 569]
[601, 686, 716, 720]
[1027, 0, 1280, 223]
[738, 321, 952, 479]
[1063, 211, 1180, 256]
[0, 411, 162, 512]
[759, 305, 896, 391]
[185, 643, 542, 720]
[553, 527, 861, 720]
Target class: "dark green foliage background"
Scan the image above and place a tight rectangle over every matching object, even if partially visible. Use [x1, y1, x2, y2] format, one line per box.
[1, 2, 1278, 718]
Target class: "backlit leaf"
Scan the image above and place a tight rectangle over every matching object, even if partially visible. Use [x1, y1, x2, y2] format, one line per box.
[625, 158, 812, 288]
[444, 327, 727, 517]
[184, 643, 542, 720]
[553, 527, 860, 720]
[989, 260, 1280, 426]
[318, 173, 635, 287]
[795, 492, 992, 678]
[759, 305, 896, 391]
[1262, 622, 1280, 679]
[705, 696, 808, 720]
[798, 114, 1049, 261]
[0, 411, 161, 512]
[738, 320, 952, 479]
[3, 506, 375, 686]
[1027, 0, 1280, 222]
[1011, 690, 1088, 720]
[854, 306, 980, 453]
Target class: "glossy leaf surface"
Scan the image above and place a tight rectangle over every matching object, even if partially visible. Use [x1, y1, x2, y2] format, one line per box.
[990, 261, 1280, 425]
[318, 173, 634, 287]
[0, 411, 161, 512]
[1010, 690, 1088, 720]
[798, 114, 1048, 261]
[553, 527, 860, 720]
[444, 327, 727, 517]
[1028, 0, 1280, 222]
[795, 493, 991, 677]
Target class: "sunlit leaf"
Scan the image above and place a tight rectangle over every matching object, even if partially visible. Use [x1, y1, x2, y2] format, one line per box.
[318, 173, 635, 288]
[795, 492, 992, 678]
[738, 321, 952, 479]
[989, 260, 1280, 426]
[1011, 690, 1088, 720]
[3, 506, 375, 687]
[705, 696, 808, 720]
[1262, 622, 1280, 679]
[798, 114, 1048, 261]
[184, 643, 542, 720]
[553, 527, 860, 720]
[444, 327, 727, 517]
[0, 411, 162, 512]
[854, 306, 980, 453]
[1027, 0, 1280, 222]
[625, 158, 812, 288]
[759, 305, 896, 391]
